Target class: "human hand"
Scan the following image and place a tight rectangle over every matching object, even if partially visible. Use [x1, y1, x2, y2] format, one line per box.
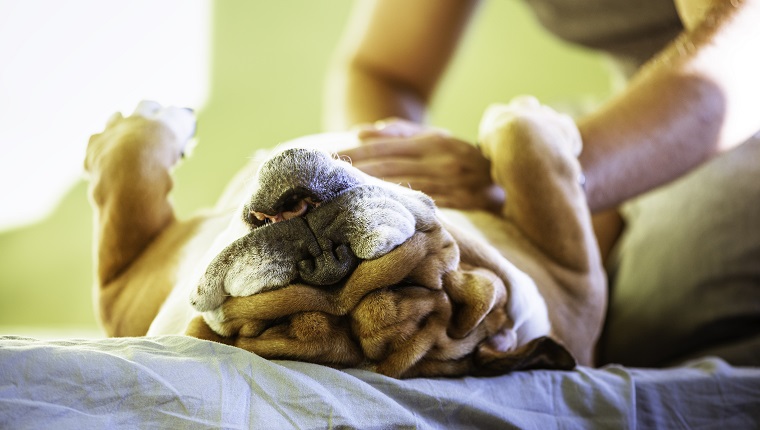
[341, 118, 505, 213]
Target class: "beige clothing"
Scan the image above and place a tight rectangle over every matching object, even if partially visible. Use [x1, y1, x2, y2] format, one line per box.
[526, 0, 682, 73]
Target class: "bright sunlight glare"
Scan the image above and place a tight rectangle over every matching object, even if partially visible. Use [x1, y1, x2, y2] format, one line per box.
[0, 0, 210, 230]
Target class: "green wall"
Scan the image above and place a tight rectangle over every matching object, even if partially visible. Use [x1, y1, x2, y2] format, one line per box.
[0, 1, 613, 335]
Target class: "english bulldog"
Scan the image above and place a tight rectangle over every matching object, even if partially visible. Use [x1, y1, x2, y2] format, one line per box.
[84, 97, 606, 377]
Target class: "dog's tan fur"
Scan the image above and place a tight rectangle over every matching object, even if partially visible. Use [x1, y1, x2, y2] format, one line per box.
[85, 98, 606, 368]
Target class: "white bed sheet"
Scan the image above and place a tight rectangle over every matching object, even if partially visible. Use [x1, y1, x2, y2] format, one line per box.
[1, 335, 759, 429]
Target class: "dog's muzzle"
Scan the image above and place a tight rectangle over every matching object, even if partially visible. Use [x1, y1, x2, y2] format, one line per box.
[190, 147, 435, 312]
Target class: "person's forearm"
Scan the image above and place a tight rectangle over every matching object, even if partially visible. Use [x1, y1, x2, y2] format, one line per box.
[324, 60, 428, 130]
[323, 0, 478, 130]
[578, 0, 760, 211]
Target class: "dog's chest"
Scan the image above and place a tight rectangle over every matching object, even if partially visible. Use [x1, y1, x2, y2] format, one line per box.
[439, 209, 520, 250]
[439, 208, 548, 278]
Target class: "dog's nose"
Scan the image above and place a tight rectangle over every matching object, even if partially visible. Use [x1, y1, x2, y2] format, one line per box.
[298, 241, 358, 286]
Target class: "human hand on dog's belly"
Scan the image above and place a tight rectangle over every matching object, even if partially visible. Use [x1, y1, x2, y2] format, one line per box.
[341, 118, 505, 214]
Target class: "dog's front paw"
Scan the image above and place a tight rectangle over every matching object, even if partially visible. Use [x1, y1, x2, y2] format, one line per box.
[131, 100, 197, 157]
[478, 96, 582, 159]
[85, 101, 197, 175]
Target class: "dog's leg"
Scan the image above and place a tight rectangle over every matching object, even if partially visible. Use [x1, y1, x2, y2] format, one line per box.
[479, 97, 597, 273]
[478, 97, 606, 365]
[85, 101, 195, 335]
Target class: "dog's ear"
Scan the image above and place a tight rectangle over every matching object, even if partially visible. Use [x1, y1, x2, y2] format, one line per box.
[474, 336, 576, 376]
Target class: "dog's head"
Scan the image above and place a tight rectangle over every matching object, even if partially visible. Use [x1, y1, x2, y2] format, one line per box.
[187, 140, 574, 377]
[190, 146, 438, 312]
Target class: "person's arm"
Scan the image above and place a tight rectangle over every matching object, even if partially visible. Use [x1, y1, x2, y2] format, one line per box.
[578, 0, 760, 212]
[326, 0, 760, 262]
[324, 0, 480, 129]
[325, 0, 502, 212]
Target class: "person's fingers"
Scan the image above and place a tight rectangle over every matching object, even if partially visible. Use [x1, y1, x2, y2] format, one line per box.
[350, 154, 484, 179]
[367, 167, 491, 190]
[342, 134, 481, 167]
[341, 136, 437, 161]
[341, 128, 502, 213]
[426, 186, 503, 212]
[360, 175, 503, 213]
[355, 118, 428, 139]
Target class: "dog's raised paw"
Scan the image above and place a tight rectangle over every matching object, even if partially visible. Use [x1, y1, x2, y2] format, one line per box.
[133, 100, 197, 157]
[478, 96, 582, 159]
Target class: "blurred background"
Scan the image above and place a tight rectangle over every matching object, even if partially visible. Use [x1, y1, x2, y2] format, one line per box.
[0, 0, 614, 337]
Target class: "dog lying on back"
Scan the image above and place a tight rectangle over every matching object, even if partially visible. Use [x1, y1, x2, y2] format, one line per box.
[85, 97, 606, 378]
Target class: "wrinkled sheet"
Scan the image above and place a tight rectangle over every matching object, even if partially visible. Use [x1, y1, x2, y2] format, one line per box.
[1, 335, 758, 429]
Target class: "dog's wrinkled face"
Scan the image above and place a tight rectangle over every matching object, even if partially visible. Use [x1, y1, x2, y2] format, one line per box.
[185, 144, 576, 377]
[190, 148, 437, 312]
